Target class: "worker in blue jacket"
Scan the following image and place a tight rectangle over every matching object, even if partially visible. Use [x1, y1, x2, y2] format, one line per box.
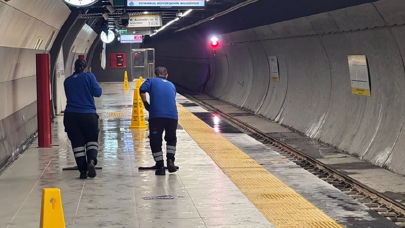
[140, 66, 178, 175]
[63, 58, 102, 179]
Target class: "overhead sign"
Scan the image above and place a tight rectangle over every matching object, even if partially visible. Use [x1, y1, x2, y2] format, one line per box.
[120, 35, 143, 43]
[348, 55, 371, 96]
[119, 30, 127, 35]
[128, 15, 162, 28]
[127, 28, 153, 35]
[127, 0, 205, 8]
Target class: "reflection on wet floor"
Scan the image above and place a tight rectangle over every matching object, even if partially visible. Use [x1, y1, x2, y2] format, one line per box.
[0, 83, 276, 228]
[192, 112, 243, 134]
[178, 102, 199, 107]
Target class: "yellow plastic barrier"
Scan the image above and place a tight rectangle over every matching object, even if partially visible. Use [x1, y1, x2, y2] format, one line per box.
[129, 78, 147, 129]
[39, 188, 66, 228]
[123, 71, 129, 91]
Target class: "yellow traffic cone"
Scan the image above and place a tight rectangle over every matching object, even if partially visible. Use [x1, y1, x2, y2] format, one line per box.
[40, 188, 66, 228]
[123, 71, 129, 91]
[135, 78, 140, 89]
[135, 77, 145, 89]
[129, 82, 147, 129]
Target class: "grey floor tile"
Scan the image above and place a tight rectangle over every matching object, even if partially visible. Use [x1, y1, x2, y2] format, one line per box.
[0, 84, 274, 228]
[138, 217, 206, 228]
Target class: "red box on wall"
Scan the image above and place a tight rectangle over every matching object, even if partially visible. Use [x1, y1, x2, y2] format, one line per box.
[109, 53, 126, 69]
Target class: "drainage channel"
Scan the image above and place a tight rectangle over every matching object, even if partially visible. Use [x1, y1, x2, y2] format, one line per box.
[185, 94, 405, 227]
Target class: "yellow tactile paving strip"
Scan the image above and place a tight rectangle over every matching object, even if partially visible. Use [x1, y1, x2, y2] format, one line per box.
[177, 103, 344, 228]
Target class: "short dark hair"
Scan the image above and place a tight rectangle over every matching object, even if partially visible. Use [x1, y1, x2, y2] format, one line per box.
[74, 59, 87, 73]
[155, 66, 168, 77]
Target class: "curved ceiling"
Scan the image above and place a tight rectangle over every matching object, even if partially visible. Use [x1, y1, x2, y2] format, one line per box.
[151, 0, 381, 39]
[64, 0, 247, 33]
[62, 0, 381, 41]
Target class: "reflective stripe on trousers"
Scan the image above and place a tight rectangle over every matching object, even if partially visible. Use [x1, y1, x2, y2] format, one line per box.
[167, 145, 176, 155]
[87, 142, 99, 151]
[73, 146, 86, 158]
[153, 151, 163, 161]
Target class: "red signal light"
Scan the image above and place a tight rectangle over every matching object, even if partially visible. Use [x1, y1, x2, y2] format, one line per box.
[211, 40, 218, 46]
[210, 37, 219, 49]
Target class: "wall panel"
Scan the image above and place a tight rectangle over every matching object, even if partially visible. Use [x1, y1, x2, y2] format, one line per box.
[203, 0, 405, 175]
[0, 1, 70, 170]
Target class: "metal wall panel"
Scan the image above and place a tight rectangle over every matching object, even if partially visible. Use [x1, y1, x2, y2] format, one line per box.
[252, 25, 276, 40]
[373, 0, 405, 25]
[0, 2, 69, 50]
[0, 75, 37, 121]
[203, 34, 230, 98]
[0, 101, 37, 167]
[319, 30, 405, 168]
[241, 36, 269, 113]
[307, 13, 340, 34]
[328, 3, 385, 31]
[256, 39, 289, 121]
[381, 25, 405, 172]
[72, 23, 98, 54]
[219, 42, 254, 107]
[205, 53, 229, 98]
[5, 0, 70, 29]
[0, 0, 70, 170]
[270, 17, 316, 38]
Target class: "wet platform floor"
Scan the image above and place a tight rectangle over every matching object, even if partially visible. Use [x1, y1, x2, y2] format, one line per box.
[0, 83, 272, 228]
[0, 83, 398, 228]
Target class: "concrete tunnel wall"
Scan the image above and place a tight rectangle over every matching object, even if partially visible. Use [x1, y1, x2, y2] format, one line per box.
[0, 0, 70, 168]
[0, 0, 99, 170]
[143, 30, 211, 93]
[54, 23, 98, 114]
[144, 0, 405, 176]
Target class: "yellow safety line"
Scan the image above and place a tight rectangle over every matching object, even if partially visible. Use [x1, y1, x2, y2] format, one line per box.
[177, 103, 343, 228]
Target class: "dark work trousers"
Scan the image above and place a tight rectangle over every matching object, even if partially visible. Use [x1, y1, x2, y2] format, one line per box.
[63, 112, 99, 173]
[149, 118, 178, 167]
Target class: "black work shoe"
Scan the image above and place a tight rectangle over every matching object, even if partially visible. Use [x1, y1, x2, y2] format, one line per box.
[167, 159, 177, 173]
[155, 166, 165, 175]
[80, 172, 87, 179]
[87, 160, 96, 178]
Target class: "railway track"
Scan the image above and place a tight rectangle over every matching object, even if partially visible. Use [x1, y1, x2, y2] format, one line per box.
[185, 94, 405, 227]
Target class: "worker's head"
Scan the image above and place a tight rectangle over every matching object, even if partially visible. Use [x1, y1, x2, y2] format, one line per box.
[74, 58, 87, 73]
[155, 66, 168, 79]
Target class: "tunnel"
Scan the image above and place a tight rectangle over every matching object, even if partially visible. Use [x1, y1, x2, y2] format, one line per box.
[2, 0, 405, 227]
[143, 0, 405, 177]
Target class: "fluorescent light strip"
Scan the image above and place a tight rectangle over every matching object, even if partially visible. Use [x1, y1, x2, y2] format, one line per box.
[150, 9, 193, 37]
[182, 9, 193, 17]
[176, 0, 260, 32]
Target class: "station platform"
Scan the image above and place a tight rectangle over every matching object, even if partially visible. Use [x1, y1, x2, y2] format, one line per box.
[0, 83, 398, 228]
